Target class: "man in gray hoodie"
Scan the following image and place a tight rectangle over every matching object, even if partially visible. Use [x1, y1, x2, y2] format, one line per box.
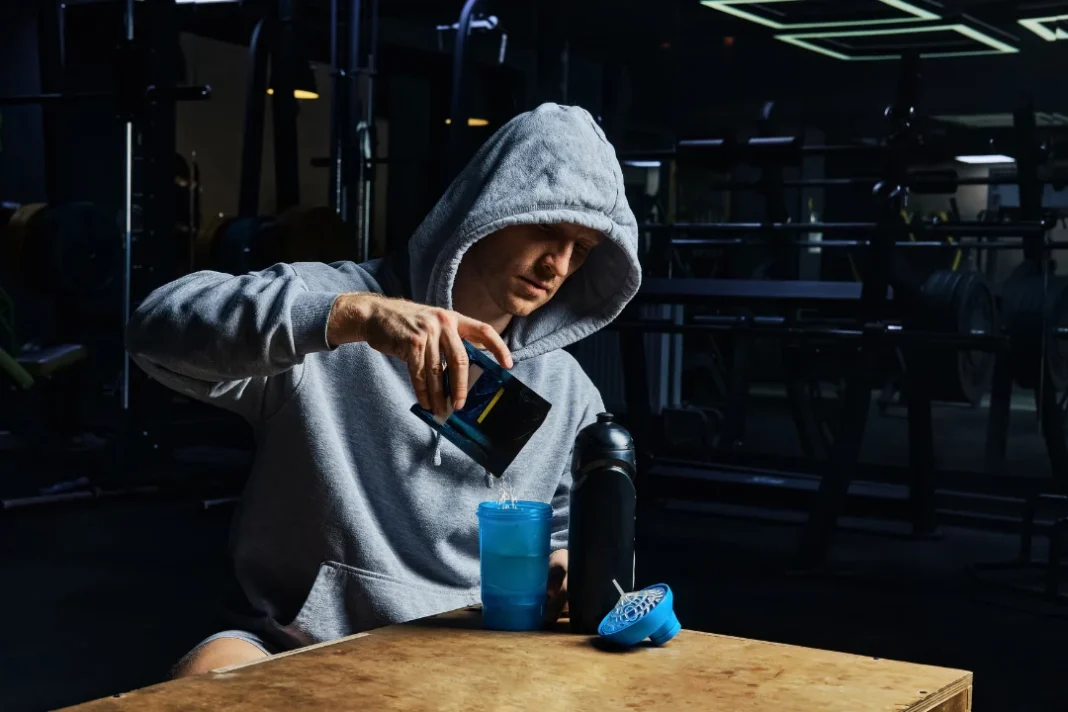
[127, 103, 641, 675]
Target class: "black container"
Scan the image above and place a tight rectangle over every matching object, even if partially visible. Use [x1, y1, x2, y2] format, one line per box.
[568, 412, 637, 635]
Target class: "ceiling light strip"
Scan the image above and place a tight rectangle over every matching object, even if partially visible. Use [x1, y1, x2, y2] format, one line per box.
[699, 0, 942, 31]
[1018, 14, 1068, 42]
[775, 23, 1018, 61]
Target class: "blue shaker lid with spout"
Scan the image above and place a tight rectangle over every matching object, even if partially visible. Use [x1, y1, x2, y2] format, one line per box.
[597, 583, 681, 647]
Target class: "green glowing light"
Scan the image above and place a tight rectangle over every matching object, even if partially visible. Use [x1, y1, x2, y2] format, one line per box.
[776, 23, 1019, 61]
[1018, 14, 1068, 42]
[699, 0, 940, 30]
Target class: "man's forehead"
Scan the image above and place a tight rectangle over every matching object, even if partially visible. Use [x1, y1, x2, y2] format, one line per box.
[552, 223, 604, 243]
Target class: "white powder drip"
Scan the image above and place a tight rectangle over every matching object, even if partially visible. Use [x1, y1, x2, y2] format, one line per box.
[495, 475, 517, 509]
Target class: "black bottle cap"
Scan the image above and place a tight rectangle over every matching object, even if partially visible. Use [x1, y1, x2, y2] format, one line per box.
[576, 412, 634, 453]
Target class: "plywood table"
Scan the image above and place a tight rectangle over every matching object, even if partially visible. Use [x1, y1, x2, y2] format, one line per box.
[63, 609, 972, 711]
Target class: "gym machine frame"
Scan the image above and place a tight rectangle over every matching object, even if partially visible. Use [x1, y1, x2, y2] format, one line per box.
[0, 0, 213, 491]
[615, 54, 1068, 570]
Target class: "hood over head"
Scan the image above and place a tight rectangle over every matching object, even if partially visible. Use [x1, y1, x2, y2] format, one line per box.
[405, 103, 641, 363]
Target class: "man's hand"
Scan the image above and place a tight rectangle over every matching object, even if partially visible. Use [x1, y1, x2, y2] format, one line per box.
[545, 549, 569, 624]
[327, 293, 513, 417]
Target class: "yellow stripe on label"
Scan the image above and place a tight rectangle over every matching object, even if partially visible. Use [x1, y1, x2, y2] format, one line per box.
[477, 387, 505, 424]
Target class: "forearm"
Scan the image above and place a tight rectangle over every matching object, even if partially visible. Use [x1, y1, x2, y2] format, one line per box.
[127, 266, 340, 383]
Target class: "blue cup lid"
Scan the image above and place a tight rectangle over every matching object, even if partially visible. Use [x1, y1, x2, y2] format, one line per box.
[477, 500, 552, 521]
[597, 584, 681, 647]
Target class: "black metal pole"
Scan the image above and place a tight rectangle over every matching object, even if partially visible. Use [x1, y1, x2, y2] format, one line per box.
[328, 0, 342, 211]
[37, 0, 65, 203]
[272, 0, 301, 212]
[121, 0, 135, 412]
[340, 0, 362, 227]
[359, 0, 379, 260]
[1014, 100, 1043, 265]
[447, 0, 482, 182]
[239, 19, 269, 217]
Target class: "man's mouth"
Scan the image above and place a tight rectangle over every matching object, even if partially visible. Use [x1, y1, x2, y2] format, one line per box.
[518, 276, 552, 293]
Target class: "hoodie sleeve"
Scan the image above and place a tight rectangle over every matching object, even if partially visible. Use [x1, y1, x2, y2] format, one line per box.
[549, 385, 606, 551]
[126, 263, 340, 420]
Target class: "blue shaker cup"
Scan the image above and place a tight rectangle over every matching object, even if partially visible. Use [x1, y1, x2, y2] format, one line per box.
[477, 501, 553, 631]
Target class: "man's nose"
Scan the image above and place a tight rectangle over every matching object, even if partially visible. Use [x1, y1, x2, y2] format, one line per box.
[541, 242, 574, 278]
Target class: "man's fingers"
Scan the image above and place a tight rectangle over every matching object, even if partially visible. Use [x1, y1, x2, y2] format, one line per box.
[441, 327, 469, 410]
[544, 572, 568, 624]
[424, 334, 446, 417]
[457, 317, 513, 369]
[407, 342, 431, 412]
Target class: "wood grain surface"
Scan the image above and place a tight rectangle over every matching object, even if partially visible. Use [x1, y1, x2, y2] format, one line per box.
[62, 609, 972, 712]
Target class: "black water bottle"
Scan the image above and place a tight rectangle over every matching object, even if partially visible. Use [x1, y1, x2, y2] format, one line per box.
[568, 413, 637, 634]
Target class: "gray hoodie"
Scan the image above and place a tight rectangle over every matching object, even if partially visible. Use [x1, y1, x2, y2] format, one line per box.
[127, 103, 641, 650]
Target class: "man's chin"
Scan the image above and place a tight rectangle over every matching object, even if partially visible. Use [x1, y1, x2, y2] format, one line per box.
[504, 294, 548, 317]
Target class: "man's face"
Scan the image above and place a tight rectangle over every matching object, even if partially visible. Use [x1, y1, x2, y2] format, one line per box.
[461, 223, 603, 317]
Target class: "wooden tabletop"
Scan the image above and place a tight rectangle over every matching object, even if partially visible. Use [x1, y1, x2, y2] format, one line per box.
[64, 609, 972, 712]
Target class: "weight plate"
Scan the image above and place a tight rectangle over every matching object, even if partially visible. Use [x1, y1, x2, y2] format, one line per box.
[266, 206, 353, 265]
[2, 202, 119, 296]
[209, 216, 276, 274]
[913, 269, 995, 406]
[1003, 261, 1068, 391]
[2, 203, 48, 290]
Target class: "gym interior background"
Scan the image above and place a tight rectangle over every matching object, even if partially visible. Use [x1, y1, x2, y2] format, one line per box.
[1, 0, 1067, 709]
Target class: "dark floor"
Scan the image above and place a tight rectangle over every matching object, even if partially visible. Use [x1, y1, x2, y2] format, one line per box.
[1, 492, 1065, 711]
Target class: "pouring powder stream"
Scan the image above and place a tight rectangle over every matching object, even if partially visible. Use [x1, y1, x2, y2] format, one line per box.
[496, 475, 517, 509]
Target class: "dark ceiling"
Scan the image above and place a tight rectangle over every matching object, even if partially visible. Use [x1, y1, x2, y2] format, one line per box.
[171, 0, 1068, 142]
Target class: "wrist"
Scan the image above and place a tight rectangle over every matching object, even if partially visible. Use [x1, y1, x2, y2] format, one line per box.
[327, 292, 377, 347]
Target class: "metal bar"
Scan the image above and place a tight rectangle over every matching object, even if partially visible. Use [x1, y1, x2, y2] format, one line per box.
[272, 0, 301, 212]
[328, 0, 342, 211]
[677, 138, 886, 156]
[646, 221, 1051, 237]
[671, 239, 1068, 250]
[783, 345, 826, 461]
[619, 328, 652, 459]
[612, 321, 1011, 349]
[37, 0, 65, 203]
[1015, 101, 1044, 265]
[121, 0, 134, 412]
[797, 344, 877, 569]
[1039, 359, 1068, 480]
[904, 349, 938, 537]
[984, 353, 1013, 476]
[636, 277, 885, 303]
[690, 176, 1064, 191]
[1047, 517, 1068, 599]
[644, 222, 878, 233]
[341, 0, 361, 226]
[239, 20, 269, 217]
[359, 0, 379, 261]
[721, 332, 752, 450]
[0, 86, 211, 106]
[1019, 494, 1039, 562]
[447, 0, 482, 181]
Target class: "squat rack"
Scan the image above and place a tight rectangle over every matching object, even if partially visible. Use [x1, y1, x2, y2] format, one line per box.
[615, 53, 1068, 571]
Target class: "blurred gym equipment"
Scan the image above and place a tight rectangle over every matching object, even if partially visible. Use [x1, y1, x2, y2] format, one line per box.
[196, 206, 353, 274]
[1, 202, 121, 297]
[613, 53, 1068, 576]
